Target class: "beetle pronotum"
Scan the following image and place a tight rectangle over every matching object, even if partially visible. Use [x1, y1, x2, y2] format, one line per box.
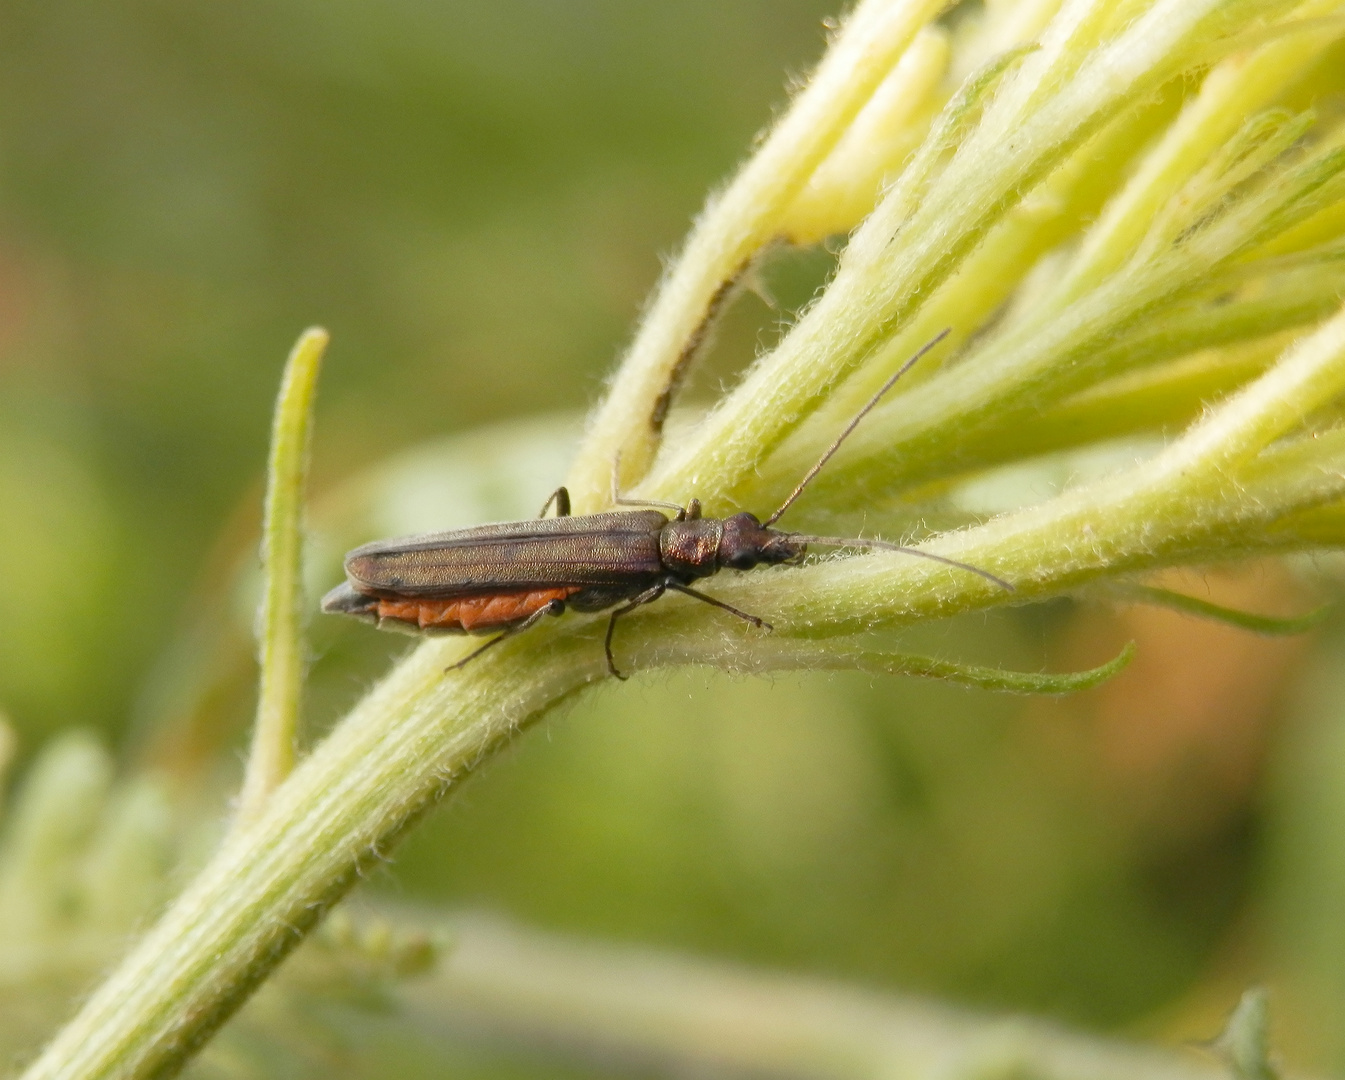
[322, 330, 1011, 677]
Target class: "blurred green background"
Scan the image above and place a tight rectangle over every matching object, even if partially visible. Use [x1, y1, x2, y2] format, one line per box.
[0, 0, 837, 742]
[4, 1, 1345, 1075]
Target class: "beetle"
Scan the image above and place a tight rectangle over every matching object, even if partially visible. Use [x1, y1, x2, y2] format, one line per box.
[322, 330, 1011, 678]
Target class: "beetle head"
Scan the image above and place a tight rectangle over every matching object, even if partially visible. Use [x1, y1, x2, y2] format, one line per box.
[718, 512, 806, 571]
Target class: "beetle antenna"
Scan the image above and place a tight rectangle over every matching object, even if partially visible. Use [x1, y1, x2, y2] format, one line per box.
[785, 533, 1014, 592]
[762, 328, 951, 527]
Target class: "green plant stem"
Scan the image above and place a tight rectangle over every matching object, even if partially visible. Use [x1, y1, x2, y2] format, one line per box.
[235, 328, 328, 826]
[20, 635, 605, 1080]
[23, 306, 1345, 1075]
[762, 238, 1345, 514]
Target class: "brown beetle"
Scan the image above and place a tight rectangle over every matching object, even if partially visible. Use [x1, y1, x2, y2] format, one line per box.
[323, 331, 1010, 677]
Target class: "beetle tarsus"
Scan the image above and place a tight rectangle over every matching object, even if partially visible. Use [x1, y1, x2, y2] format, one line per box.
[668, 581, 772, 630]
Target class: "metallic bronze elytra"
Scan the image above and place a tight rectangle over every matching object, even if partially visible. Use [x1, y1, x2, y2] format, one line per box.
[322, 330, 1012, 678]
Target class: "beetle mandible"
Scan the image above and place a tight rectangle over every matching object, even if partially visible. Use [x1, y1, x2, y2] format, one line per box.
[322, 330, 1011, 678]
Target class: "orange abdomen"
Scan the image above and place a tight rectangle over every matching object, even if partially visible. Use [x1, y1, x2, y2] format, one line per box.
[375, 587, 580, 632]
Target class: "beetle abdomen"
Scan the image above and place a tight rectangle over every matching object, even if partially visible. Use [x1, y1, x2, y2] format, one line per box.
[375, 586, 581, 632]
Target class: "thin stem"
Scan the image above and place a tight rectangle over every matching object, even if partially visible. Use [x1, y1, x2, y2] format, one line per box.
[641, 0, 1277, 513]
[1047, 0, 1345, 312]
[19, 636, 605, 1080]
[235, 328, 328, 826]
[658, 636, 1137, 694]
[1154, 300, 1345, 477]
[781, 26, 950, 245]
[565, 0, 945, 509]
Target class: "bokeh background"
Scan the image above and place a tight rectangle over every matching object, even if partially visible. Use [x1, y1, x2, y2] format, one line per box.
[4, 0, 1345, 1075]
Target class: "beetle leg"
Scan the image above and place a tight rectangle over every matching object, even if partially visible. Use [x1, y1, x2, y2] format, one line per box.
[445, 599, 566, 673]
[610, 452, 687, 517]
[667, 582, 773, 632]
[537, 487, 572, 519]
[615, 494, 688, 515]
[604, 582, 667, 680]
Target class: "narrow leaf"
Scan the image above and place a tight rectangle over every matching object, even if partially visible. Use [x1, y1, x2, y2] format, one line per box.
[1117, 583, 1329, 635]
[866, 641, 1136, 694]
[736, 639, 1137, 695]
[236, 328, 329, 825]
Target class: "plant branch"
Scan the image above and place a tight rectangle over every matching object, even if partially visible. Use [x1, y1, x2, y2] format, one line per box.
[29, 297, 1345, 1071]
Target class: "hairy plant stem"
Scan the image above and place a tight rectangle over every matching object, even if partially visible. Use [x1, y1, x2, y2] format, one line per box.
[21, 635, 600, 1080]
[23, 295, 1345, 1075]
